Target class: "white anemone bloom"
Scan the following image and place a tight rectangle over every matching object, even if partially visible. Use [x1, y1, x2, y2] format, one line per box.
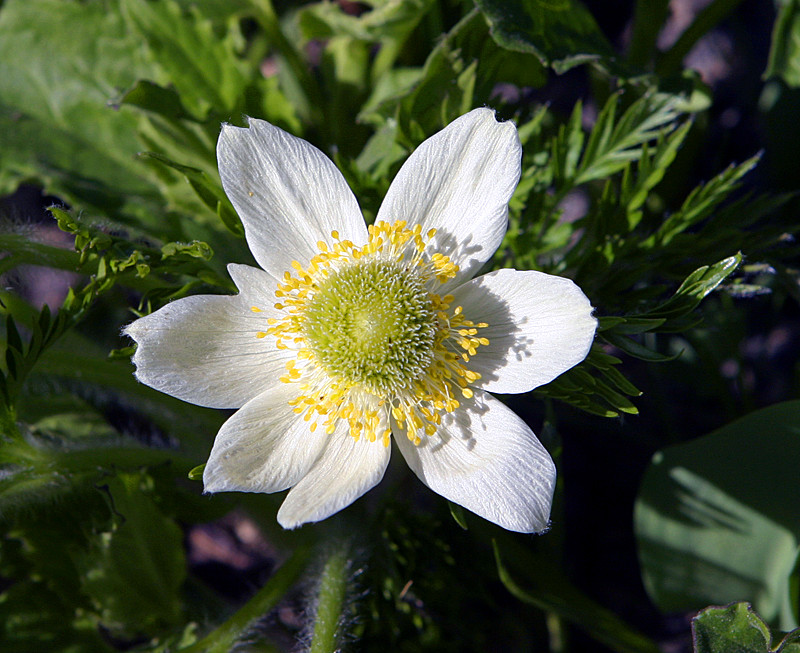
[125, 109, 597, 533]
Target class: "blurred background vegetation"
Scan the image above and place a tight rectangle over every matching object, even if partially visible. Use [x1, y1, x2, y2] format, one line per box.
[0, 0, 798, 651]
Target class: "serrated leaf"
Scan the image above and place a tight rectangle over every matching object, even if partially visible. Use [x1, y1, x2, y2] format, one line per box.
[0, 0, 164, 223]
[693, 603, 773, 653]
[475, 0, 618, 74]
[598, 364, 643, 397]
[692, 602, 800, 653]
[161, 240, 214, 261]
[120, 0, 249, 119]
[574, 94, 682, 185]
[653, 157, 760, 245]
[648, 254, 743, 320]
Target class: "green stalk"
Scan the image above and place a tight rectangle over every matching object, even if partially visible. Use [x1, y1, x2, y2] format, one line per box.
[310, 543, 351, 653]
[183, 546, 312, 653]
[627, 0, 671, 69]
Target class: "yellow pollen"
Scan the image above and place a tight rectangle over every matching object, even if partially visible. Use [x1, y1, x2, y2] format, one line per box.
[249, 220, 491, 446]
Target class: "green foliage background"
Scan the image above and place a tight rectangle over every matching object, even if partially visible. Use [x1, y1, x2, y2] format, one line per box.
[0, 0, 798, 651]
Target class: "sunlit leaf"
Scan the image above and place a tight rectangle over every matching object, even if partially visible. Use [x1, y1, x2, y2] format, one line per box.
[635, 402, 800, 631]
[475, 0, 619, 74]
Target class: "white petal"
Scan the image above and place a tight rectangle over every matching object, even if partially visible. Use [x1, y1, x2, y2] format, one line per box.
[217, 118, 368, 280]
[277, 418, 391, 529]
[124, 270, 291, 409]
[452, 269, 597, 394]
[395, 391, 555, 533]
[376, 108, 521, 288]
[203, 382, 329, 494]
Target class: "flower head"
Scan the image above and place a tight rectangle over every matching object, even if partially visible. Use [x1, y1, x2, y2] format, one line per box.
[125, 109, 597, 533]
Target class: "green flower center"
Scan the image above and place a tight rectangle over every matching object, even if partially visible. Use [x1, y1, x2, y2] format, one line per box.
[302, 258, 436, 396]
[256, 220, 488, 445]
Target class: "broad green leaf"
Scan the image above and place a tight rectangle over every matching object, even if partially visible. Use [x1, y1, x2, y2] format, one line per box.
[116, 79, 190, 122]
[635, 402, 800, 631]
[692, 602, 800, 653]
[0, 0, 161, 222]
[80, 473, 186, 637]
[120, 0, 249, 119]
[355, 120, 409, 178]
[475, 0, 619, 74]
[765, 0, 800, 87]
[365, 10, 545, 138]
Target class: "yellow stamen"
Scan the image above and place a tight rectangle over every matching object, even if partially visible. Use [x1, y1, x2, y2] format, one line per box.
[248, 220, 490, 444]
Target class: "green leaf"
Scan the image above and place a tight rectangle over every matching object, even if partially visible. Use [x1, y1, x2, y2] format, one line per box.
[646, 253, 743, 321]
[448, 502, 469, 530]
[475, 0, 619, 75]
[575, 94, 683, 185]
[299, 0, 435, 78]
[765, 0, 800, 87]
[80, 473, 186, 637]
[139, 151, 243, 236]
[635, 401, 800, 631]
[601, 331, 679, 362]
[692, 602, 800, 653]
[120, 0, 249, 119]
[652, 157, 761, 246]
[116, 79, 190, 121]
[0, 0, 162, 222]
[493, 541, 660, 653]
[693, 603, 773, 653]
[187, 464, 205, 481]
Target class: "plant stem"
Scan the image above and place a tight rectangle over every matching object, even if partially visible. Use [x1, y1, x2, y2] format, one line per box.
[310, 543, 350, 653]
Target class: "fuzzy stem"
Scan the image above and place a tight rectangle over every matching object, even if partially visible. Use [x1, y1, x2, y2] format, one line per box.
[309, 543, 350, 653]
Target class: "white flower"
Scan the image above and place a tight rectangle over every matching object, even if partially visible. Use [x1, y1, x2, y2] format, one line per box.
[125, 109, 597, 533]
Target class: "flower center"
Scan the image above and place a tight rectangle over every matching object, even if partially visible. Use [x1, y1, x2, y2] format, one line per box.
[302, 258, 436, 397]
[255, 221, 489, 446]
